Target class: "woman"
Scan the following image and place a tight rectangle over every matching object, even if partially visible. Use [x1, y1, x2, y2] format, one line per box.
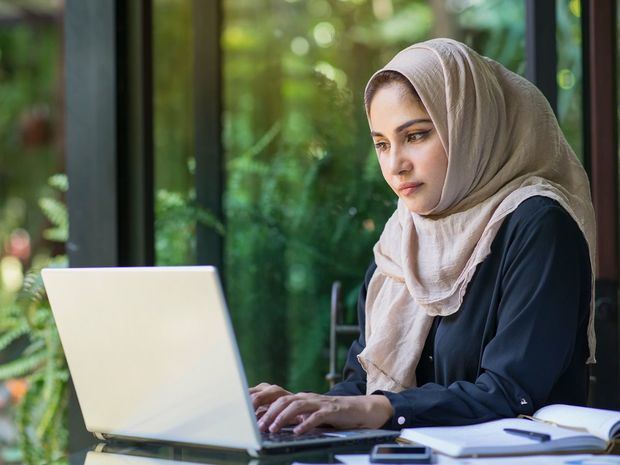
[251, 38, 596, 434]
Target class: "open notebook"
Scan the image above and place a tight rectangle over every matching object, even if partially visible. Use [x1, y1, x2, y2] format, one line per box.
[399, 404, 620, 457]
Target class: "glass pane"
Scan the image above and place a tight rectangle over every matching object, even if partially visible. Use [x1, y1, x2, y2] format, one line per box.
[457, 0, 525, 71]
[153, 0, 196, 266]
[222, 0, 527, 392]
[557, 0, 583, 160]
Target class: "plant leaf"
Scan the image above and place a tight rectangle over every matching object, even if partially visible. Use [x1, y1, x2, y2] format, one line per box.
[43, 227, 68, 243]
[0, 323, 29, 352]
[36, 376, 66, 439]
[0, 351, 46, 380]
[38, 198, 68, 231]
[48, 174, 68, 192]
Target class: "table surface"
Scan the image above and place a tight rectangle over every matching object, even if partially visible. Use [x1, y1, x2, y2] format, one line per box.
[40, 438, 620, 465]
[64, 441, 379, 465]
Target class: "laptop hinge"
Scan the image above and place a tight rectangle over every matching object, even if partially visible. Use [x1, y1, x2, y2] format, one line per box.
[94, 443, 106, 453]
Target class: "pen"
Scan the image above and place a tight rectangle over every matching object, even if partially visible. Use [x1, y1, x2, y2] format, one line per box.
[503, 428, 551, 442]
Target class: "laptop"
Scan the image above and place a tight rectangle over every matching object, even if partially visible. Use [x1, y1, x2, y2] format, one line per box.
[42, 266, 398, 455]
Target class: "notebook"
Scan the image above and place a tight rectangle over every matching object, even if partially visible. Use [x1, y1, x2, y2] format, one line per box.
[399, 404, 620, 457]
[42, 266, 398, 455]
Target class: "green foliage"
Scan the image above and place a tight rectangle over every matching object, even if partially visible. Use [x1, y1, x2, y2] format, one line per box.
[39, 197, 68, 243]
[220, 0, 418, 392]
[152, 0, 194, 195]
[155, 188, 225, 265]
[37, 174, 68, 243]
[0, 175, 68, 464]
[555, 0, 583, 158]
[0, 22, 60, 247]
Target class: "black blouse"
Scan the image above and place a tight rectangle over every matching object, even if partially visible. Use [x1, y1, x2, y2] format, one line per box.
[326, 196, 592, 430]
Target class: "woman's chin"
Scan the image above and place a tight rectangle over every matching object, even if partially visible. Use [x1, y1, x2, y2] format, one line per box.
[402, 198, 431, 215]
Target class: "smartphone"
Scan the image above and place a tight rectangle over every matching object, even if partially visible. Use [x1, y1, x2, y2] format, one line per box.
[370, 443, 433, 464]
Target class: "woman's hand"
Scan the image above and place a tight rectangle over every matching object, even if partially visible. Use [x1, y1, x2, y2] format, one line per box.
[249, 383, 292, 419]
[257, 392, 394, 435]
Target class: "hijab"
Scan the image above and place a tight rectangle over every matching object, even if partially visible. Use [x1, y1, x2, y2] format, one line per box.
[358, 38, 596, 394]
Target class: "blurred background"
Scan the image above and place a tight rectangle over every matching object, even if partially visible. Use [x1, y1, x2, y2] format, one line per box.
[0, 0, 611, 463]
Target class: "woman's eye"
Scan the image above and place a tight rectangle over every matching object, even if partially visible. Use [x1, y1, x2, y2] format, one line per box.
[407, 131, 429, 142]
[374, 142, 388, 152]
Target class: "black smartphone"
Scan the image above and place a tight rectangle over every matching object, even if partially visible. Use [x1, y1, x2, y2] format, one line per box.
[369, 444, 433, 464]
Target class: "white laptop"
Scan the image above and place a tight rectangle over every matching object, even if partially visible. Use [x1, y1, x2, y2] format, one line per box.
[42, 266, 398, 455]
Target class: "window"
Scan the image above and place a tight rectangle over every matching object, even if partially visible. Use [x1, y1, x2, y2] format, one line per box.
[153, 0, 582, 392]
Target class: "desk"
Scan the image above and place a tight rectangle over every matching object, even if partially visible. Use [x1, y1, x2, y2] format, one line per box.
[30, 436, 620, 465]
[57, 442, 620, 465]
[59, 442, 376, 465]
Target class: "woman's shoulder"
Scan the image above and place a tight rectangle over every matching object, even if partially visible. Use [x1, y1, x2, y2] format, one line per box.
[510, 195, 572, 219]
[505, 195, 581, 232]
[501, 195, 589, 255]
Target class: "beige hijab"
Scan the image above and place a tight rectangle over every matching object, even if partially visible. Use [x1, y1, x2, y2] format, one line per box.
[358, 38, 596, 394]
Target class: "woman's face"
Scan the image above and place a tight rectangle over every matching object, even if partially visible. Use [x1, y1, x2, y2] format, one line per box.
[368, 83, 448, 215]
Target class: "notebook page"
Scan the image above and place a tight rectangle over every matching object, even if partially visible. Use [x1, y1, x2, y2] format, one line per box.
[399, 418, 602, 457]
[534, 404, 620, 440]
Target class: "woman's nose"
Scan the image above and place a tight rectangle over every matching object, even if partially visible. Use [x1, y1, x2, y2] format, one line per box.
[389, 147, 412, 176]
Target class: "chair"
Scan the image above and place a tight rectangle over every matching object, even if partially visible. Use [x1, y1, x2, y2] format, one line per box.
[325, 281, 360, 388]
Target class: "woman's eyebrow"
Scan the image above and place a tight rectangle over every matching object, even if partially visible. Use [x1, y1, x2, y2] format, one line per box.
[395, 118, 433, 132]
[370, 118, 433, 137]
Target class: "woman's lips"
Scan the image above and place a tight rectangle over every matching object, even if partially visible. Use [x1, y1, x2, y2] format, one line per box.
[398, 182, 423, 196]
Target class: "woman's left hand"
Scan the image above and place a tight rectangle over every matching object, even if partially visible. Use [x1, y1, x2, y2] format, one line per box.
[257, 392, 394, 434]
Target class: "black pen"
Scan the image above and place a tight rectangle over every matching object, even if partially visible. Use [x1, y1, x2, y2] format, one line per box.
[503, 428, 551, 442]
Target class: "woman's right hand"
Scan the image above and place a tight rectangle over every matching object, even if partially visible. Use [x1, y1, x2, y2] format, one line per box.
[249, 383, 292, 418]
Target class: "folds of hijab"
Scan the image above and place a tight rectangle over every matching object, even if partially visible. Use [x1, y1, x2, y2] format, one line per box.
[358, 38, 596, 394]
